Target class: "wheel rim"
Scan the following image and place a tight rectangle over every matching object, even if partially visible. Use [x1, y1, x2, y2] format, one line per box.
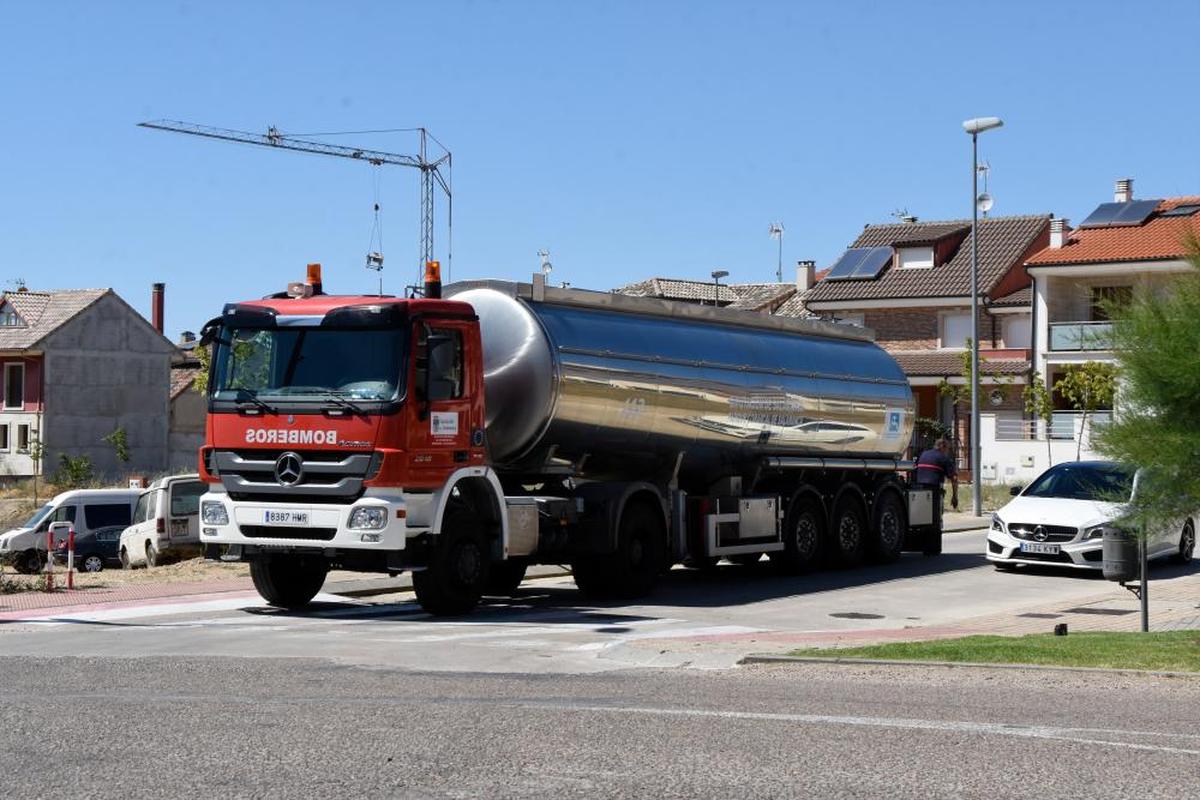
[794, 514, 819, 559]
[838, 513, 861, 552]
[878, 509, 901, 550]
[84, 556, 103, 572]
[451, 540, 483, 586]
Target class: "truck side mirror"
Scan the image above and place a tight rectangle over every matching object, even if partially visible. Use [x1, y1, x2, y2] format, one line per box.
[423, 333, 457, 402]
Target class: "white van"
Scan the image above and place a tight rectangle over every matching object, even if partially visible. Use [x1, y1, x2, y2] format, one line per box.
[0, 489, 140, 574]
[119, 474, 207, 568]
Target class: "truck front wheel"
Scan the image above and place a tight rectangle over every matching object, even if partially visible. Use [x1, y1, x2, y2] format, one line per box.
[414, 509, 490, 615]
[250, 556, 328, 610]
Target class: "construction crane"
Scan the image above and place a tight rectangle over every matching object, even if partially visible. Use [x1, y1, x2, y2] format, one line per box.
[138, 119, 452, 286]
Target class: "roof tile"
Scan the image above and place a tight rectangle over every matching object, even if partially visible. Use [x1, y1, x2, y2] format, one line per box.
[1027, 197, 1200, 266]
[0, 289, 109, 350]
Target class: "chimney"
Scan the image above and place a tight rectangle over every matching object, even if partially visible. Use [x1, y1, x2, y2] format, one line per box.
[151, 282, 164, 334]
[1114, 178, 1133, 203]
[178, 331, 196, 345]
[795, 260, 816, 292]
[1050, 218, 1070, 249]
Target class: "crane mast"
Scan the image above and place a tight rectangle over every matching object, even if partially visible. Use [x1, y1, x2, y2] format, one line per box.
[138, 119, 451, 285]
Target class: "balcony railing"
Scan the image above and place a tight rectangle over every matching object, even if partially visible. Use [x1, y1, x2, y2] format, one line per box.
[1048, 321, 1113, 351]
[995, 411, 1112, 441]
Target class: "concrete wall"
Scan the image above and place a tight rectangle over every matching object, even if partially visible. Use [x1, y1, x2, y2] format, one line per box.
[169, 388, 206, 472]
[978, 412, 1102, 486]
[41, 293, 176, 479]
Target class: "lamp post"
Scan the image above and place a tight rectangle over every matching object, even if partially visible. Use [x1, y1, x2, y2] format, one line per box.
[962, 116, 1003, 517]
[711, 269, 729, 306]
[768, 223, 785, 282]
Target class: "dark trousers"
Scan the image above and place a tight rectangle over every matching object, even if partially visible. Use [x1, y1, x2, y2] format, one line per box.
[917, 483, 944, 555]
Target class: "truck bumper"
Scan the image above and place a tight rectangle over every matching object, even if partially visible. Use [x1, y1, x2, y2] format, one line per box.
[200, 490, 409, 552]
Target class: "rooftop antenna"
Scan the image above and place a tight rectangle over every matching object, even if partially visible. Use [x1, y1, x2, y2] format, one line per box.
[891, 208, 918, 223]
[538, 249, 553, 276]
[768, 222, 785, 282]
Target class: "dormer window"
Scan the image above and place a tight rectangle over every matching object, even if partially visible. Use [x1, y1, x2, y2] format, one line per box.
[0, 303, 22, 327]
[897, 246, 934, 270]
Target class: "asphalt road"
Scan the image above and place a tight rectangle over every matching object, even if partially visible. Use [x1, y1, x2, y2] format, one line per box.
[1, 656, 1196, 799]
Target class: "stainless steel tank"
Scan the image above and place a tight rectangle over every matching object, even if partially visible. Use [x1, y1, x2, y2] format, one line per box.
[447, 279, 914, 482]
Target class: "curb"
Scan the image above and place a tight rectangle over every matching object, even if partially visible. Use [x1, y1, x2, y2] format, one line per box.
[739, 653, 1200, 680]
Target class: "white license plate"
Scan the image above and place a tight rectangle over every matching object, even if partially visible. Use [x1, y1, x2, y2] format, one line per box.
[1019, 542, 1060, 555]
[264, 510, 310, 526]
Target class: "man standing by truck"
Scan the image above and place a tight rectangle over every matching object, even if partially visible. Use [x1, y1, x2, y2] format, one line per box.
[916, 438, 959, 511]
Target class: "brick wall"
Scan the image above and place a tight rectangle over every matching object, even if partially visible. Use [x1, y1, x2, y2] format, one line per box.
[863, 308, 941, 349]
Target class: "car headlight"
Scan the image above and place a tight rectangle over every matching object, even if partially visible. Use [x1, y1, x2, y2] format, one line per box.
[201, 501, 229, 526]
[348, 506, 387, 531]
[990, 513, 1006, 534]
[1085, 524, 1114, 540]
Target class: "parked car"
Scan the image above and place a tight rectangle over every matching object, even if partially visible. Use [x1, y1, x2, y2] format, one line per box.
[51, 524, 126, 572]
[119, 474, 206, 568]
[986, 460, 1196, 571]
[0, 489, 140, 574]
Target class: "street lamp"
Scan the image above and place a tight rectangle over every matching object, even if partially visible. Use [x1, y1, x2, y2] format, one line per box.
[962, 116, 1004, 517]
[711, 269, 729, 306]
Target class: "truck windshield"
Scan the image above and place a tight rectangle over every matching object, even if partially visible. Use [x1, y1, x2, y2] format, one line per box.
[212, 327, 407, 402]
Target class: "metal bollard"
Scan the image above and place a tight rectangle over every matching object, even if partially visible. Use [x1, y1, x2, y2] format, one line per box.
[45, 528, 55, 591]
[66, 527, 75, 590]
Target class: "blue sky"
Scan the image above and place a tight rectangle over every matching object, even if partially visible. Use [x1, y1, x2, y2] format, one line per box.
[3, 0, 1199, 338]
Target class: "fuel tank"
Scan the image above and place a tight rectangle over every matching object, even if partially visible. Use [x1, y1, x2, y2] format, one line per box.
[446, 279, 914, 483]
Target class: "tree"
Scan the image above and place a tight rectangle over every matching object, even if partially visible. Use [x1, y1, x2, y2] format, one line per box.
[1054, 361, 1117, 462]
[103, 427, 131, 464]
[1096, 235, 1200, 529]
[1022, 372, 1054, 468]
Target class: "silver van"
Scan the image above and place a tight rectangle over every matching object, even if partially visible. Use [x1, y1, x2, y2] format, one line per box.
[0, 489, 140, 573]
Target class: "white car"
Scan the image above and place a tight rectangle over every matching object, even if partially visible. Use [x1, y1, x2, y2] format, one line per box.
[119, 474, 207, 568]
[987, 460, 1196, 571]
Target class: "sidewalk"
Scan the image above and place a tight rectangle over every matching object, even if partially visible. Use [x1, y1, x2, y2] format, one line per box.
[943, 511, 991, 532]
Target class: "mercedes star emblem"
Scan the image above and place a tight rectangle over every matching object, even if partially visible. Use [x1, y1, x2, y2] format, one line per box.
[275, 452, 304, 486]
[1033, 526, 1047, 542]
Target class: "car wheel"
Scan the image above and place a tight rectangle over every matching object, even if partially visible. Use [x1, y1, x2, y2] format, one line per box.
[17, 549, 44, 574]
[1174, 521, 1195, 565]
[81, 554, 105, 573]
[145, 542, 158, 568]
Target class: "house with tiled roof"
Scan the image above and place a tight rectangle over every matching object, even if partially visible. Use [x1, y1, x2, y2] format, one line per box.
[802, 213, 1053, 475]
[0, 285, 180, 478]
[1015, 179, 1200, 473]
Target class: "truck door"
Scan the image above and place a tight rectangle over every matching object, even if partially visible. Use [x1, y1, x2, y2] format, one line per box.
[410, 322, 473, 477]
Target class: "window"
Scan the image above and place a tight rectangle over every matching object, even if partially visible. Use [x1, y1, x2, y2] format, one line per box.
[0, 304, 21, 327]
[38, 503, 77, 532]
[16, 424, 29, 453]
[0, 424, 8, 452]
[415, 326, 464, 400]
[170, 481, 207, 517]
[897, 246, 935, 270]
[4, 363, 24, 409]
[84, 503, 133, 529]
[1002, 315, 1032, 349]
[940, 312, 973, 349]
[1090, 286, 1131, 321]
[133, 492, 153, 524]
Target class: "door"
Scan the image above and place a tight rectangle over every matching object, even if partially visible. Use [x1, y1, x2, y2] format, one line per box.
[41, 504, 78, 549]
[408, 323, 473, 479]
[166, 480, 206, 544]
[127, 491, 154, 563]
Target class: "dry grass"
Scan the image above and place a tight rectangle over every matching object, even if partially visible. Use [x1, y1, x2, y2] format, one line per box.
[0, 557, 250, 592]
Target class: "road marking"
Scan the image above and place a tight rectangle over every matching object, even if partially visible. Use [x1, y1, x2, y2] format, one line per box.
[511, 703, 1200, 756]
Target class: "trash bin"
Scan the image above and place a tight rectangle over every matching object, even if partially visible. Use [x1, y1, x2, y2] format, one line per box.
[1102, 527, 1139, 582]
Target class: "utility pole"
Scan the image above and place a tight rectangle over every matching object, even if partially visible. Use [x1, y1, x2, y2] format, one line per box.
[768, 223, 785, 282]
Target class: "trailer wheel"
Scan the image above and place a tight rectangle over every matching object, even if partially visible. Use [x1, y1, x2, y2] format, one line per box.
[868, 492, 906, 564]
[573, 501, 664, 600]
[771, 493, 824, 575]
[829, 492, 867, 568]
[414, 507, 489, 615]
[484, 560, 528, 597]
[250, 556, 328, 610]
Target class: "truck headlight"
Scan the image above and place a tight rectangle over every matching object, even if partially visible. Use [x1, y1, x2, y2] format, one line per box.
[990, 514, 1006, 534]
[348, 506, 387, 531]
[201, 501, 229, 526]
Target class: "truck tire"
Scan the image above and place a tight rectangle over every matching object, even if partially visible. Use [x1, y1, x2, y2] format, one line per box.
[414, 508, 490, 615]
[771, 493, 824, 575]
[573, 502, 664, 600]
[868, 492, 906, 564]
[485, 560, 528, 596]
[250, 556, 328, 610]
[829, 492, 867, 568]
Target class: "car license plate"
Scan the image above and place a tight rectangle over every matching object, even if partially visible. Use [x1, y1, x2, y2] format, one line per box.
[264, 510, 310, 526]
[1019, 542, 1060, 555]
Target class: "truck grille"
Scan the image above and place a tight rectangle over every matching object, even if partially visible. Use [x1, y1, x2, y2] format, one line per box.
[1007, 523, 1078, 543]
[214, 449, 377, 505]
[240, 525, 337, 541]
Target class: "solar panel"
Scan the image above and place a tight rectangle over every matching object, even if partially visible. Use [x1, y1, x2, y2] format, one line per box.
[1160, 204, 1200, 217]
[1079, 199, 1162, 228]
[850, 246, 893, 279]
[824, 246, 893, 281]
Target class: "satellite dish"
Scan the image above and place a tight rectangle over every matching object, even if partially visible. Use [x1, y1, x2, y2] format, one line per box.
[976, 192, 994, 213]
